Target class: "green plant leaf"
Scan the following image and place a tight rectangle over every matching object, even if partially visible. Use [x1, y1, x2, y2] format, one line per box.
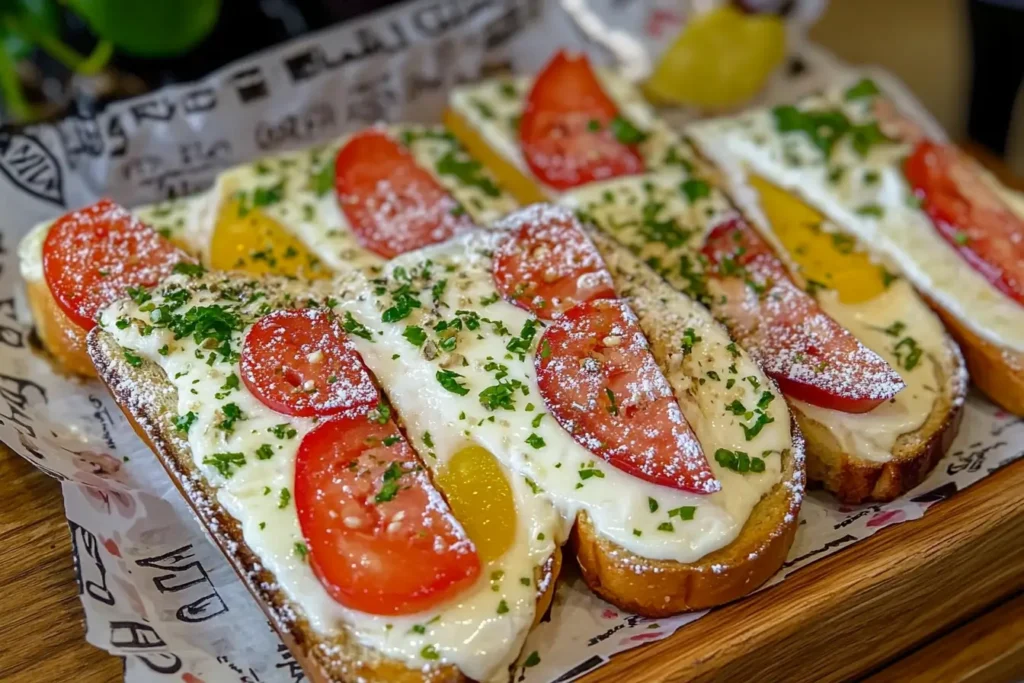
[65, 0, 222, 57]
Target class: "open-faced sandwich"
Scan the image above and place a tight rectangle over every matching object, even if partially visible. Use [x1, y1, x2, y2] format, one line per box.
[444, 52, 967, 504]
[24, 192, 804, 681]
[687, 78, 1020, 417]
[20, 125, 515, 378]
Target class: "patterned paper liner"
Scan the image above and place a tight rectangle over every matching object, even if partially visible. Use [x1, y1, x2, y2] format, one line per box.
[0, 2, 1019, 682]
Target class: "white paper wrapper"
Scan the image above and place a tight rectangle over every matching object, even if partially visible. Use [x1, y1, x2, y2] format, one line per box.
[0, 2, 1020, 682]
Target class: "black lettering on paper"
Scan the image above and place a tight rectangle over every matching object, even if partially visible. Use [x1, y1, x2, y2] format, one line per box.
[254, 103, 336, 151]
[0, 129, 64, 206]
[182, 87, 217, 114]
[136, 544, 228, 623]
[131, 98, 175, 123]
[0, 372, 47, 438]
[0, 298, 24, 349]
[133, 653, 183, 675]
[56, 117, 104, 170]
[276, 643, 306, 682]
[69, 520, 115, 605]
[783, 534, 858, 568]
[345, 75, 398, 124]
[230, 66, 270, 103]
[107, 114, 128, 157]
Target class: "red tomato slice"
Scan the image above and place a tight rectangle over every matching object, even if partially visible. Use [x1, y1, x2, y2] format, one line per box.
[493, 205, 615, 319]
[519, 51, 645, 191]
[535, 299, 718, 493]
[335, 129, 474, 258]
[702, 218, 905, 413]
[904, 140, 1024, 306]
[241, 309, 379, 418]
[42, 199, 190, 331]
[295, 409, 480, 615]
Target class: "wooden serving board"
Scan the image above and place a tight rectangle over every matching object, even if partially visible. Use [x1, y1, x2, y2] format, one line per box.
[1, 443, 1022, 683]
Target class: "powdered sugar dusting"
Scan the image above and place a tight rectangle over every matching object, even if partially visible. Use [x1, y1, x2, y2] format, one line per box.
[703, 218, 905, 408]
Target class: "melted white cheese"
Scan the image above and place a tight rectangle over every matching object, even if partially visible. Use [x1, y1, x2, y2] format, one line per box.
[18, 219, 49, 284]
[448, 70, 683, 199]
[336, 230, 790, 565]
[688, 90, 1024, 353]
[99, 276, 549, 682]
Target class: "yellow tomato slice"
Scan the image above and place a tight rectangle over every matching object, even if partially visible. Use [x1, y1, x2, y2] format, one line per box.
[435, 444, 517, 563]
[749, 174, 890, 304]
[443, 108, 548, 205]
[209, 197, 331, 279]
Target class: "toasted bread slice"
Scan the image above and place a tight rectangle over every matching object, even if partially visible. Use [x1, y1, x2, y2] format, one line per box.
[562, 166, 967, 504]
[87, 273, 560, 683]
[685, 84, 1024, 417]
[582, 229, 804, 614]
[929, 299, 1024, 416]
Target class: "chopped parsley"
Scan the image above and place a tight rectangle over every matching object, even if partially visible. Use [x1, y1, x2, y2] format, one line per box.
[526, 433, 545, 449]
[657, 522, 674, 532]
[856, 203, 885, 218]
[123, 349, 143, 368]
[277, 488, 291, 509]
[270, 423, 297, 439]
[681, 178, 710, 204]
[680, 328, 701, 355]
[714, 448, 766, 473]
[218, 403, 244, 432]
[742, 411, 775, 441]
[255, 444, 274, 460]
[203, 452, 246, 478]
[497, 599, 509, 615]
[648, 497, 659, 513]
[173, 411, 197, 433]
[668, 506, 696, 520]
[403, 325, 427, 347]
[343, 312, 375, 341]
[293, 542, 308, 560]
[845, 77, 881, 101]
[523, 651, 541, 668]
[610, 115, 648, 145]
[310, 163, 334, 197]
[578, 467, 605, 481]
[605, 388, 618, 416]
[894, 336, 923, 371]
[173, 261, 205, 278]
[375, 462, 403, 503]
[435, 150, 501, 197]
[437, 370, 469, 395]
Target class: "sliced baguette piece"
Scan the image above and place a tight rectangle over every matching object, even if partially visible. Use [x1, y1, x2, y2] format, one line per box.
[87, 273, 559, 683]
[579, 229, 804, 615]
[685, 87, 1024, 417]
[691, 165, 970, 503]
[562, 166, 967, 504]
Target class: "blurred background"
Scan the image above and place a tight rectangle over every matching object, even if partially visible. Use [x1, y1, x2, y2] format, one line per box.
[0, 0, 1020, 172]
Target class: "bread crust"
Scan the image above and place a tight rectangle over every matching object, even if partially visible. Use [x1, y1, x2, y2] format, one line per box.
[793, 334, 967, 504]
[585, 229, 806, 616]
[88, 324, 561, 682]
[571, 433, 802, 616]
[26, 275, 96, 377]
[928, 298, 1024, 417]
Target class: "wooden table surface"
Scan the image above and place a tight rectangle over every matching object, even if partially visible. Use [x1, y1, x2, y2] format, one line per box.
[2, 148, 1023, 683]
